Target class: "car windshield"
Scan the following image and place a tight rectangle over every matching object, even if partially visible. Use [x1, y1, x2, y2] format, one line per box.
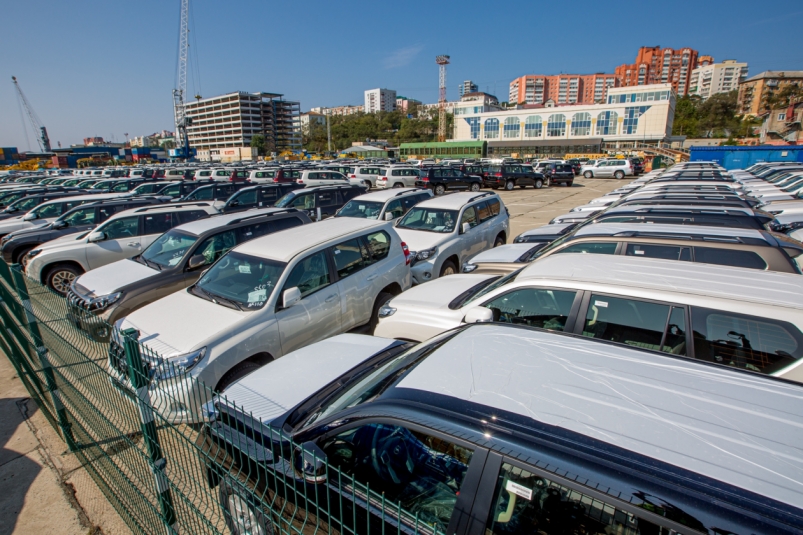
[5, 196, 40, 212]
[337, 200, 384, 219]
[56, 207, 96, 227]
[140, 230, 198, 269]
[461, 268, 523, 307]
[193, 251, 286, 311]
[397, 207, 458, 233]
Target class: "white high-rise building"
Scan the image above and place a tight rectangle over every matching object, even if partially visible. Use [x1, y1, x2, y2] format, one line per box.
[364, 88, 397, 113]
[689, 59, 748, 100]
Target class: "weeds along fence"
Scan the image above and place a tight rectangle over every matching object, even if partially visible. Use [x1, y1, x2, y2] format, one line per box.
[0, 262, 444, 535]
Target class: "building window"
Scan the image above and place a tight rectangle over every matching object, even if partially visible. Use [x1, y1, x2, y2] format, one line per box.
[547, 114, 566, 137]
[503, 117, 520, 138]
[571, 112, 592, 136]
[524, 116, 542, 138]
[484, 118, 500, 139]
[464, 118, 480, 139]
[623, 106, 650, 135]
[596, 111, 618, 135]
[779, 112, 787, 121]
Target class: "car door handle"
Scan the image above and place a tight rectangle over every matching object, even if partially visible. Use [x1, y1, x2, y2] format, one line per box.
[366, 274, 378, 282]
[127, 242, 140, 247]
[325, 294, 338, 303]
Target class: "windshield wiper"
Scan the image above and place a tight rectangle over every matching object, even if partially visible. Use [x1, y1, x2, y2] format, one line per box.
[140, 256, 162, 271]
[193, 285, 244, 311]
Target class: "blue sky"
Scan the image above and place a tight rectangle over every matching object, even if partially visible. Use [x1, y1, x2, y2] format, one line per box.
[2, 0, 802, 149]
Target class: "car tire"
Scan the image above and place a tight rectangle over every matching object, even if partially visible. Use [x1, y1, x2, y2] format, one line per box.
[493, 234, 505, 247]
[534, 179, 543, 189]
[614, 171, 625, 179]
[219, 476, 274, 535]
[370, 291, 394, 332]
[46, 264, 83, 296]
[216, 360, 262, 392]
[364, 180, 371, 190]
[504, 180, 515, 191]
[440, 260, 457, 277]
[567, 181, 574, 187]
[14, 246, 34, 267]
[434, 184, 446, 195]
[392, 182, 403, 188]
[469, 182, 481, 192]
[583, 171, 593, 179]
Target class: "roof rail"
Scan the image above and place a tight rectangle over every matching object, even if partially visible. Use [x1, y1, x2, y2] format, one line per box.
[469, 191, 496, 202]
[393, 188, 428, 197]
[225, 208, 299, 226]
[133, 202, 212, 213]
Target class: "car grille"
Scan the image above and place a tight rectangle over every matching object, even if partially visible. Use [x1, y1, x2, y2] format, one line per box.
[109, 339, 153, 383]
[67, 288, 90, 310]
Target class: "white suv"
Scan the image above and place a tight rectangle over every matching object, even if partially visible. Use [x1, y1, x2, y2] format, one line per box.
[297, 170, 365, 189]
[394, 192, 509, 283]
[376, 167, 420, 189]
[112, 217, 412, 422]
[335, 188, 432, 221]
[347, 165, 383, 188]
[582, 159, 633, 179]
[27, 203, 218, 294]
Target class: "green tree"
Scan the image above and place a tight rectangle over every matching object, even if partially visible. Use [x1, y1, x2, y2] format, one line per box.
[250, 134, 267, 156]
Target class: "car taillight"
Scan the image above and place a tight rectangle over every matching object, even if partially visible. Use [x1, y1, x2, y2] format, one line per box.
[494, 173, 503, 177]
[273, 177, 280, 182]
[380, 176, 387, 181]
[401, 242, 410, 265]
[422, 176, 429, 182]
[296, 179, 304, 184]
[350, 174, 357, 178]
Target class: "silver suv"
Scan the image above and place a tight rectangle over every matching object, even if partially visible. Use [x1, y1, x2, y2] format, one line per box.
[335, 188, 432, 221]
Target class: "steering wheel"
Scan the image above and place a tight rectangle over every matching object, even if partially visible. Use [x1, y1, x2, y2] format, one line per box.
[370, 426, 416, 485]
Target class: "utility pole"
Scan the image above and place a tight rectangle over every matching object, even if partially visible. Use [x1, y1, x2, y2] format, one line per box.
[326, 112, 332, 153]
[436, 55, 450, 142]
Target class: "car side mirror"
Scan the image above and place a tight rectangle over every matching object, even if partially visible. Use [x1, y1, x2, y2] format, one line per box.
[463, 307, 494, 324]
[88, 231, 105, 243]
[23, 212, 37, 221]
[188, 254, 207, 269]
[229, 200, 239, 207]
[384, 212, 394, 221]
[282, 286, 301, 309]
[294, 441, 327, 484]
[52, 220, 66, 229]
[461, 222, 471, 234]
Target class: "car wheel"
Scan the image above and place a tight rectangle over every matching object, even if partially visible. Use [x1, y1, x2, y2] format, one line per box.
[534, 179, 543, 189]
[567, 181, 574, 187]
[219, 476, 274, 535]
[434, 184, 446, 195]
[392, 182, 403, 188]
[370, 292, 394, 332]
[504, 180, 514, 191]
[216, 360, 263, 392]
[493, 234, 505, 247]
[583, 171, 593, 179]
[440, 260, 457, 277]
[469, 182, 481, 192]
[46, 264, 83, 296]
[14, 246, 34, 266]
[614, 171, 625, 179]
[364, 181, 371, 190]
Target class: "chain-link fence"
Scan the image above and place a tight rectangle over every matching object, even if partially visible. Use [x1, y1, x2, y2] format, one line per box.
[0, 262, 445, 535]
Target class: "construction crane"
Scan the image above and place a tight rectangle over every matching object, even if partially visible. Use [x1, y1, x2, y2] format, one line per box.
[436, 55, 450, 142]
[173, 0, 191, 159]
[11, 76, 51, 152]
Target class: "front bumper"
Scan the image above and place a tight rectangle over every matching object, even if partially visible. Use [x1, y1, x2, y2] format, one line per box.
[410, 259, 437, 284]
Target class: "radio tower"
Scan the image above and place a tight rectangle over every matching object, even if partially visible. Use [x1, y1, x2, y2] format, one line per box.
[436, 55, 450, 142]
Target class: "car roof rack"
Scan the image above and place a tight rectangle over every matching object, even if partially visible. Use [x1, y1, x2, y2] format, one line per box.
[225, 208, 299, 226]
[393, 188, 428, 197]
[469, 191, 496, 202]
[133, 202, 212, 213]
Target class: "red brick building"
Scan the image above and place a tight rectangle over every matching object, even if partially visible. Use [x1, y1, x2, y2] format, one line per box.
[615, 46, 704, 96]
[508, 73, 618, 106]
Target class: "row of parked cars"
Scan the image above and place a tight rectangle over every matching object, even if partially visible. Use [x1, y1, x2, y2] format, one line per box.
[6, 161, 803, 534]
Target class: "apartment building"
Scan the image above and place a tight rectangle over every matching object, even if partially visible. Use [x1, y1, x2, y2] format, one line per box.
[364, 88, 397, 113]
[184, 91, 301, 152]
[737, 71, 803, 116]
[615, 46, 701, 96]
[310, 105, 364, 116]
[689, 60, 748, 100]
[299, 112, 326, 134]
[459, 80, 479, 97]
[508, 74, 618, 106]
[396, 96, 423, 112]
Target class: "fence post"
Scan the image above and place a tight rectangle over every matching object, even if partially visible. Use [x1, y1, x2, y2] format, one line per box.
[121, 328, 178, 535]
[10, 265, 77, 451]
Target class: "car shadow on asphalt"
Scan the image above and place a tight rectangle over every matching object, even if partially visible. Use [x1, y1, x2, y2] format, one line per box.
[0, 397, 42, 535]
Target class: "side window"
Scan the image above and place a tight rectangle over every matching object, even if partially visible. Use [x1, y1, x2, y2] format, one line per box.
[112, 183, 129, 192]
[271, 216, 304, 232]
[485, 462, 677, 535]
[282, 251, 331, 298]
[258, 188, 279, 205]
[476, 201, 493, 222]
[62, 207, 96, 226]
[484, 288, 576, 331]
[626, 243, 691, 261]
[237, 222, 274, 242]
[288, 194, 315, 210]
[365, 231, 391, 260]
[461, 206, 479, 229]
[317, 191, 335, 206]
[195, 230, 237, 266]
[487, 198, 501, 216]
[691, 307, 801, 374]
[319, 423, 473, 534]
[332, 238, 371, 278]
[385, 199, 404, 219]
[557, 242, 618, 255]
[191, 187, 214, 200]
[143, 213, 177, 235]
[693, 247, 767, 270]
[176, 210, 209, 224]
[583, 294, 686, 355]
[233, 189, 258, 206]
[102, 216, 140, 240]
[37, 203, 64, 218]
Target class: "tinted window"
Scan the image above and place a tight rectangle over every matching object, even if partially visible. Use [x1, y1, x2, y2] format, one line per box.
[195, 230, 237, 267]
[556, 242, 618, 255]
[271, 216, 303, 232]
[143, 213, 178, 235]
[60, 207, 96, 227]
[258, 188, 279, 204]
[487, 198, 501, 216]
[693, 247, 767, 270]
[317, 191, 336, 206]
[176, 210, 209, 224]
[477, 201, 493, 222]
[365, 231, 391, 260]
[384, 199, 404, 219]
[237, 222, 274, 242]
[190, 187, 214, 200]
[583, 295, 686, 355]
[332, 238, 371, 278]
[282, 251, 331, 298]
[626, 243, 691, 261]
[233, 189, 258, 206]
[320, 423, 473, 534]
[691, 307, 801, 374]
[461, 206, 479, 229]
[102, 216, 139, 240]
[283, 194, 315, 210]
[97, 206, 120, 223]
[484, 288, 576, 331]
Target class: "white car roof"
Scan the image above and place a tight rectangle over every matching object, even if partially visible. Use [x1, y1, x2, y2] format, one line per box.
[41, 192, 122, 206]
[175, 207, 296, 236]
[236, 217, 389, 262]
[417, 192, 498, 210]
[519, 223, 575, 237]
[469, 243, 537, 263]
[603, 204, 755, 216]
[351, 188, 425, 203]
[520, 254, 803, 309]
[396, 325, 803, 509]
[102, 202, 216, 223]
[576, 222, 766, 240]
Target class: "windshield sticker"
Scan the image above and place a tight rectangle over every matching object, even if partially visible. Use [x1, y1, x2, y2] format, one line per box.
[633, 250, 645, 255]
[594, 300, 609, 308]
[505, 480, 533, 500]
[248, 289, 267, 304]
[239, 264, 251, 274]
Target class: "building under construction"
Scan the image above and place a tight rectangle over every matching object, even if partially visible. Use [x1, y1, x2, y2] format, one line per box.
[184, 91, 301, 154]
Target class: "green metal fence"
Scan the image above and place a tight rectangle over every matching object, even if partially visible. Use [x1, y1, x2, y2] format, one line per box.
[0, 262, 445, 535]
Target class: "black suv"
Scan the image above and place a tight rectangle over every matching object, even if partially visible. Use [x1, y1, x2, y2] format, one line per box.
[156, 180, 215, 199]
[415, 166, 482, 195]
[566, 158, 582, 175]
[1, 196, 170, 265]
[484, 164, 545, 190]
[629, 158, 644, 176]
[90, 178, 157, 193]
[220, 183, 304, 214]
[541, 162, 575, 187]
[274, 185, 365, 221]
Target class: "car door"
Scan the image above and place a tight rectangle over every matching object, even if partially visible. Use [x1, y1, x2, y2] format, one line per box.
[224, 189, 257, 213]
[275, 250, 341, 355]
[595, 161, 612, 178]
[257, 187, 279, 207]
[331, 236, 375, 329]
[85, 215, 142, 270]
[460, 205, 486, 259]
[316, 190, 339, 220]
[452, 169, 470, 189]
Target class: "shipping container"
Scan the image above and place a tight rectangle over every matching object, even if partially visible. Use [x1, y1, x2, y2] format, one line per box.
[689, 145, 803, 170]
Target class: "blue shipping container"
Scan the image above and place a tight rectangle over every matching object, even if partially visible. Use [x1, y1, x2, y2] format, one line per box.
[689, 145, 803, 170]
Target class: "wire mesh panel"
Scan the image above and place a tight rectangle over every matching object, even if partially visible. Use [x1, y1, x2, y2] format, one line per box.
[0, 265, 446, 535]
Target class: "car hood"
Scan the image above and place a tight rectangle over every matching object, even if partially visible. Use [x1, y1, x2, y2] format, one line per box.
[0, 216, 46, 233]
[118, 290, 245, 356]
[222, 334, 400, 423]
[394, 227, 450, 252]
[389, 273, 496, 310]
[74, 258, 159, 298]
[39, 231, 88, 250]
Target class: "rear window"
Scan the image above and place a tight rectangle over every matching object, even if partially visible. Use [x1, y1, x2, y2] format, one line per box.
[487, 165, 502, 173]
[693, 247, 767, 270]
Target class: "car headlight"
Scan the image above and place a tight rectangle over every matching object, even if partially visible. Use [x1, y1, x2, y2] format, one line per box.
[462, 262, 478, 273]
[88, 291, 122, 311]
[153, 347, 207, 381]
[415, 247, 437, 261]
[27, 248, 42, 258]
